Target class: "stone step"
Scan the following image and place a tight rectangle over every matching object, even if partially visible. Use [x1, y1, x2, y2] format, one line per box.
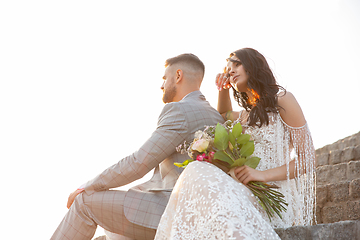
[316, 177, 360, 224]
[316, 160, 360, 186]
[316, 132, 360, 156]
[275, 220, 360, 240]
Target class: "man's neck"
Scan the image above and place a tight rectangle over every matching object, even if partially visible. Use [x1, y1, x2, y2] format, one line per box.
[174, 88, 200, 102]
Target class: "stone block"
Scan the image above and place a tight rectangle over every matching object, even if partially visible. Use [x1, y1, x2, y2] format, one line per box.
[316, 145, 330, 155]
[344, 135, 358, 148]
[316, 204, 323, 224]
[350, 179, 360, 199]
[354, 144, 360, 160]
[342, 146, 355, 163]
[309, 223, 331, 239]
[316, 165, 333, 186]
[347, 160, 360, 181]
[355, 133, 360, 146]
[316, 185, 328, 206]
[322, 204, 345, 223]
[311, 220, 360, 240]
[347, 200, 360, 220]
[329, 141, 342, 152]
[329, 149, 342, 165]
[316, 153, 329, 166]
[315, 148, 323, 156]
[275, 225, 310, 240]
[328, 182, 350, 203]
[331, 163, 348, 183]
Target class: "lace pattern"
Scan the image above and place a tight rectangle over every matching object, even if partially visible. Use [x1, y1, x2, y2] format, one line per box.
[155, 112, 316, 239]
[240, 112, 316, 227]
[155, 161, 281, 240]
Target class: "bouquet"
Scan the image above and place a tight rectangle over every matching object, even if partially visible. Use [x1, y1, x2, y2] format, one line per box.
[175, 120, 288, 221]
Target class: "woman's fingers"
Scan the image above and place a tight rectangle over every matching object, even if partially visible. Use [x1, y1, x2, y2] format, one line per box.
[234, 165, 264, 185]
[235, 166, 249, 183]
[215, 73, 231, 91]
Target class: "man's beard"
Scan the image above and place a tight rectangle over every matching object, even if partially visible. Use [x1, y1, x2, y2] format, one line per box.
[162, 84, 177, 103]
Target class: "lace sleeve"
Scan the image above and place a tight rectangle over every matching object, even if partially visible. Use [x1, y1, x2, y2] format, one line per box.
[281, 118, 317, 225]
[281, 119, 316, 177]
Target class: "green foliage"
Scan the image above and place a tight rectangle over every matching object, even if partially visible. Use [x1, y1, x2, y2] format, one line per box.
[229, 131, 236, 149]
[213, 123, 229, 150]
[213, 151, 233, 165]
[239, 141, 255, 157]
[236, 134, 251, 144]
[232, 123, 242, 138]
[244, 156, 261, 169]
[230, 157, 247, 168]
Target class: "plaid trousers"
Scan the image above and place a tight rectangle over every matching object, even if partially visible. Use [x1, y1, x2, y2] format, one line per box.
[51, 190, 156, 240]
[51, 91, 224, 239]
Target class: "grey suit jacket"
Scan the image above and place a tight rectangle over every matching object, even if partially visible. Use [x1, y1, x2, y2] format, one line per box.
[83, 91, 224, 229]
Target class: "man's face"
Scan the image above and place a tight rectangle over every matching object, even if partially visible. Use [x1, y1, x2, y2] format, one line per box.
[161, 66, 177, 103]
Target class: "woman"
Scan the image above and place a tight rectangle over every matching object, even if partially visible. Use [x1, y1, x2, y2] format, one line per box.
[155, 48, 316, 239]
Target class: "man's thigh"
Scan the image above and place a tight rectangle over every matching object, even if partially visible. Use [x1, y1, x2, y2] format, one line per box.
[83, 190, 156, 240]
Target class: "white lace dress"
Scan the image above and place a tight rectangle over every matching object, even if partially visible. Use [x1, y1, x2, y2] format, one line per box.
[154, 112, 316, 240]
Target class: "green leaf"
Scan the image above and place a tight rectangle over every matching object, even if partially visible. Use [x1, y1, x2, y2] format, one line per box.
[239, 140, 255, 157]
[230, 157, 247, 168]
[229, 131, 236, 148]
[236, 134, 251, 145]
[232, 123, 243, 138]
[244, 156, 261, 169]
[174, 159, 193, 168]
[174, 162, 186, 168]
[213, 151, 233, 165]
[183, 159, 193, 165]
[213, 123, 229, 150]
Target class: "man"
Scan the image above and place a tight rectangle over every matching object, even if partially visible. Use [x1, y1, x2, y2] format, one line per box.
[51, 53, 224, 240]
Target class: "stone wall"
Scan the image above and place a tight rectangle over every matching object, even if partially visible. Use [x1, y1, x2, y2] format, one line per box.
[315, 131, 360, 224]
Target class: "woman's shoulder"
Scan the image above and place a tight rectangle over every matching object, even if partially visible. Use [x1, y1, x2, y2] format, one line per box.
[277, 91, 294, 104]
[277, 91, 306, 127]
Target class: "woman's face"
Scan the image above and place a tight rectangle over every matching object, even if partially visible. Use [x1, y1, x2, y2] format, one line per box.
[227, 55, 249, 92]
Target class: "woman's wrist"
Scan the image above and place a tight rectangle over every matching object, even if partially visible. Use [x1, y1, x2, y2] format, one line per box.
[263, 165, 287, 182]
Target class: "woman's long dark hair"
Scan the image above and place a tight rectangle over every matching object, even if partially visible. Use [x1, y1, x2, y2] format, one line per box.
[229, 48, 285, 127]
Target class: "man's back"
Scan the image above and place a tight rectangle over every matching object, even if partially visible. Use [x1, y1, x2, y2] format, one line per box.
[124, 91, 224, 229]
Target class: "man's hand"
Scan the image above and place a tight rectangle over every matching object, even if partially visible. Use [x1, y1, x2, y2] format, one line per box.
[67, 189, 84, 209]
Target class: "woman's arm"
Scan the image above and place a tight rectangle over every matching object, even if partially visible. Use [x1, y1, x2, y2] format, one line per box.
[234, 161, 296, 185]
[234, 92, 315, 184]
[215, 73, 239, 121]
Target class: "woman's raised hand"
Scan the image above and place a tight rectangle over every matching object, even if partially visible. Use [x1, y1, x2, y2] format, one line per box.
[215, 73, 231, 91]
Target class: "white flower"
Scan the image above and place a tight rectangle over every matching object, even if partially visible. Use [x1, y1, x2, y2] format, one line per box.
[191, 139, 209, 152]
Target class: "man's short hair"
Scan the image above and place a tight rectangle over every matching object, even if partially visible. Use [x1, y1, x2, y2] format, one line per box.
[165, 53, 205, 78]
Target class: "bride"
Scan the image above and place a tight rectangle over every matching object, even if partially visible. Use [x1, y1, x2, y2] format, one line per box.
[154, 48, 316, 239]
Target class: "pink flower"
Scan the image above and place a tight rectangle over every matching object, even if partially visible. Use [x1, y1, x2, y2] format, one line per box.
[196, 153, 206, 161]
[196, 153, 212, 163]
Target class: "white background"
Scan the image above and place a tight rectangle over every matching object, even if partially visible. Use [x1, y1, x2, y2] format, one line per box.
[1, 0, 359, 239]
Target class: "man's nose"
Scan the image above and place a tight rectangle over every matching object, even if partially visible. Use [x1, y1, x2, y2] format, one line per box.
[161, 82, 164, 89]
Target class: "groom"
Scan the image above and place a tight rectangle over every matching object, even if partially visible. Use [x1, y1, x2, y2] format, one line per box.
[51, 53, 224, 240]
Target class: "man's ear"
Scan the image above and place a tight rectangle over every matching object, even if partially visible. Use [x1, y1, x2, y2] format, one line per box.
[175, 69, 183, 83]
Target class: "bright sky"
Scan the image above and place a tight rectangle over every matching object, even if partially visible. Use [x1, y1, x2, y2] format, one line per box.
[1, 0, 359, 239]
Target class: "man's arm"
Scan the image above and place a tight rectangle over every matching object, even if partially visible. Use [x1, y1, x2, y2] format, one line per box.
[67, 102, 188, 207]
